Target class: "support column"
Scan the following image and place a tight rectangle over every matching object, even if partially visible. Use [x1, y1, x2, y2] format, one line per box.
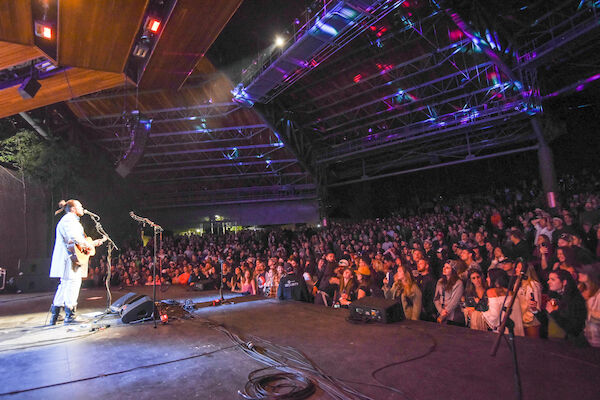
[531, 117, 558, 209]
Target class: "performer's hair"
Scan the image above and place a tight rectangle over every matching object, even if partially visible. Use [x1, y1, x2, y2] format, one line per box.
[55, 199, 78, 215]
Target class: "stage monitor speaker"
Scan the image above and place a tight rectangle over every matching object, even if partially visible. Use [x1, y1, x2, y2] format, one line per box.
[120, 295, 153, 323]
[349, 297, 404, 323]
[110, 292, 146, 313]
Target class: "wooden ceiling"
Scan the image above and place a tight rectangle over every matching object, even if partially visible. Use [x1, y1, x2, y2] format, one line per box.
[139, 0, 243, 90]
[0, 68, 125, 118]
[58, 0, 148, 72]
[0, 1, 34, 44]
[0, 0, 244, 119]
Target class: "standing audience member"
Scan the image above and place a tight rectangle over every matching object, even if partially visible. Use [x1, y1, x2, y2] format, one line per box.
[543, 269, 586, 343]
[483, 269, 524, 336]
[577, 264, 600, 347]
[434, 260, 465, 325]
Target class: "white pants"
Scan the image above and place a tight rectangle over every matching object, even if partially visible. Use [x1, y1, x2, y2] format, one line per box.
[52, 277, 82, 309]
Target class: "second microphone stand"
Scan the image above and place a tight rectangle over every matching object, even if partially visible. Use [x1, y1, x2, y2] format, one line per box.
[130, 212, 163, 328]
[85, 210, 118, 313]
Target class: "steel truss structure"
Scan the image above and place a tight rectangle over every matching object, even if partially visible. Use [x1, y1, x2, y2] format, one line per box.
[64, 0, 599, 210]
[243, 0, 600, 194]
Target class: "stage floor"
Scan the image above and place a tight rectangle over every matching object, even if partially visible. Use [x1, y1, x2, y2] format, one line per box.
[1, 286, 599, 400]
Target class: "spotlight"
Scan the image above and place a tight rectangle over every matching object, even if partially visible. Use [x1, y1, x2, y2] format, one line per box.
[147, 18, 161, 33]
[275, 36, 285, 47]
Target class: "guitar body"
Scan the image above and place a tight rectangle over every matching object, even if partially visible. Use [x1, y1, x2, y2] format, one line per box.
[68, 236, 96, 271]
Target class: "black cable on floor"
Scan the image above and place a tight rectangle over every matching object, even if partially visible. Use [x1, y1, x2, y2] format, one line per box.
[238, 367, 316, 400]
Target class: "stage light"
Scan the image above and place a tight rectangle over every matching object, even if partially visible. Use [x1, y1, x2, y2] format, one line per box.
[275, 36, 285, 47]
[148, 18, 161, 33]
[34, 21, 54, 40]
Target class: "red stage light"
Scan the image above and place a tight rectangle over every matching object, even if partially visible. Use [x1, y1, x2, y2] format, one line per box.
[353, 74, 362, 83]
[42, 26, 52, 39]
[148, 19, 161, 33]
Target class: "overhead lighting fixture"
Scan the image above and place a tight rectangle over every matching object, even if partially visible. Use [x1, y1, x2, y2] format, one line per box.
[147, 18, 161, 33]
[34, 21, 54, 40]
[275, 36, 285, 47]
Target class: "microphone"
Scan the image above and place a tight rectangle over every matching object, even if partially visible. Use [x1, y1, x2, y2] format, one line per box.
[83, 209, 100, 218]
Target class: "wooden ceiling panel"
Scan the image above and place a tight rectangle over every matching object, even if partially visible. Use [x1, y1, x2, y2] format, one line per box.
[0, 41, 42, 70]
[139, 0, 243, 90]
[0, 68, 125, 119]
[58, 0, 148, 72]
[0, 0, 33, 44]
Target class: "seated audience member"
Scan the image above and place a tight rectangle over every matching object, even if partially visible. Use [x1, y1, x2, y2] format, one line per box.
[355, 265, 374, 300]
[463, 268, 489, 330]
[277, 263, 310, 302]
[235, 269, 256, 295]
[577, 263, 600, 347]
[335, 267, 357, 307]
[383, 264, 422, 320]
[230, 267, 243, 292]
[434, 260, 465, 325]
[515, 261, 543, 337]
[415, 259, 437, 321]
[481, 268, 525, 336]
[543, 269, 587, 343]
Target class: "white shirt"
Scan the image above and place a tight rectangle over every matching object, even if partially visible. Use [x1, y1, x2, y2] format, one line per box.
[49, 213, 86, 279]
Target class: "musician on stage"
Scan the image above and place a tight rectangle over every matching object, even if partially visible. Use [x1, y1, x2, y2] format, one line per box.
[49, 200, 104, 325]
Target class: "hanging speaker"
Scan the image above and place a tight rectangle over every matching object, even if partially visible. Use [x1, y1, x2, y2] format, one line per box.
[18, 77, 42, 99]
[120, 295, 153, 323]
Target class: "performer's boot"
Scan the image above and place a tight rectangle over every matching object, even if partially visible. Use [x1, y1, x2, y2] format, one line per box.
[49, 305, 61, 325]
[64, 306, 78, 324]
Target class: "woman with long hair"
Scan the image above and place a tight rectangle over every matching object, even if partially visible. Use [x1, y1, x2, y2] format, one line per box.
[386, 264, 422, 320]
[482, 268, 525, 336]
[230, 267, 243, 292]
[336, 267, 357, 307]
[553, 247, 579, 281]
[463, 268, 489, 330]
[533, 234, 554, 292]
[434, 260, 464, 325]
[578, 263, 600, 347]
[489, 246, 508, 270]
[355, 265, 373, 300]
[234, 268, 256, 295]
[516, 260, 543, 337]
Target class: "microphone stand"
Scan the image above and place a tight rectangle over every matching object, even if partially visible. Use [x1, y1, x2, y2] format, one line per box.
[490, 272, 525, 400]
[84, 210, 119, 313]
[130, 212, 163, 328]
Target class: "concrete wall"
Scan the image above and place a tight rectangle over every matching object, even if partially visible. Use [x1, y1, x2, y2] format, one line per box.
[0, 166, 51, 279]
[145, 199, 320, 231]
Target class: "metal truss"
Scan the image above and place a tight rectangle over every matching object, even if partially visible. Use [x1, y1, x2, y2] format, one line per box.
[318, 102, 532, 163]
[98, 125, 268, 142]
[81, 103, 241, 130]
[328, 145, 539, 187]
[140, 171, 311, 184]
[138, 183, 318, 210]
[337, 120, 533, 176]
[515, 2, 599, 69]
[241, 0, 408, 103]
[131, 159, 299, 174]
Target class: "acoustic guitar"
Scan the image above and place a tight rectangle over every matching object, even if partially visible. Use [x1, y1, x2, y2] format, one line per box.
[68, 236, 106, 270]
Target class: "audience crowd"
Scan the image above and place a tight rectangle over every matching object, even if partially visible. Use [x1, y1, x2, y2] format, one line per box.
[86, 172, 600, 347]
